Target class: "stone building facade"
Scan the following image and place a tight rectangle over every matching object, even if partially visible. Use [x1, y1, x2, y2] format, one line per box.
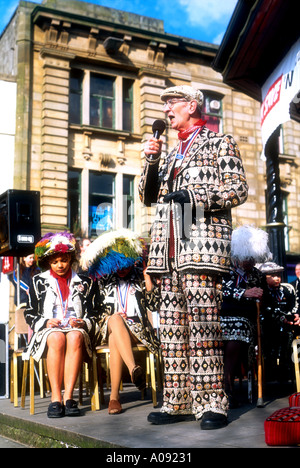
[0, 0, 299, 273]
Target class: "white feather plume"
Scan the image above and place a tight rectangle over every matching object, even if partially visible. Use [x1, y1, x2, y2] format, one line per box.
[231, 225, 272, 263]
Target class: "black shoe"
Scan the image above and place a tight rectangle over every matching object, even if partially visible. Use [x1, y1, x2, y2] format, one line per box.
[131, 365, 146, 391]
[200, 411, 228, 430]
[47, 401, 65, 418]
[148, 412, 195, 425]
[65, 399, 81, 417]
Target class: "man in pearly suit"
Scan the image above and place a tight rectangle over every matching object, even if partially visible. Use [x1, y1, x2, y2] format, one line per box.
[139, 85, 248, 429]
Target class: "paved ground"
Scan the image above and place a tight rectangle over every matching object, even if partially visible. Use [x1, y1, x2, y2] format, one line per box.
[0, 435, 29, 448]
[0, 380, 298, 449]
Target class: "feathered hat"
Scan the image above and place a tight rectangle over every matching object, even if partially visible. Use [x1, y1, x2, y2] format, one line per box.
[35, 231, 77, 269]
[231, 225, 272, 263]
[80, 228, 147, 279]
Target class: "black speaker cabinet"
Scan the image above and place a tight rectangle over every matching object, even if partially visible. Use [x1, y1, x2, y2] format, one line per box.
[0, 189, 41, 257]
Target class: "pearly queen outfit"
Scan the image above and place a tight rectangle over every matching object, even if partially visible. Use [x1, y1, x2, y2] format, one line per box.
[23, 270, 99, 362]
[139, 125, 248, 419]
[97, 269, 160, 355]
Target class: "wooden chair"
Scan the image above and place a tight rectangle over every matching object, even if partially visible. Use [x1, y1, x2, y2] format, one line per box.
[10, 307, 29, 407]
[88, 343, 163, 411]
[10, 308, 50, 415]
[19, 356, 51, 415]
[79, 357, 101, 411]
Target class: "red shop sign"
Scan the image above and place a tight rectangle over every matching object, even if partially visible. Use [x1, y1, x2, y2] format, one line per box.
[2, 257, 14, 274]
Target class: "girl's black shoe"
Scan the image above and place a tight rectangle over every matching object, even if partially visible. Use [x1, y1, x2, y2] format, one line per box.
[47, 401, 65, 418]
[65, 399, 81, 417]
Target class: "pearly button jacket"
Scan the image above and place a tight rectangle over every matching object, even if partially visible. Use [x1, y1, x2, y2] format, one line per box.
[139, 127, 249, 275]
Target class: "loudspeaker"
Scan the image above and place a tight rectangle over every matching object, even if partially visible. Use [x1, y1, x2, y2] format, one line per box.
[0, 189, 41, 257]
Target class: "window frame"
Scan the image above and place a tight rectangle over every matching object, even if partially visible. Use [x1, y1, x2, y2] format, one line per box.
[123, 174, 135, 230]
[122, 78, 134, 132]
[68, 169, 138, 238]
[88, 171, 116, 237]
[67, 169, 81, 235]
[69, 69, 83, 125]
[89, 73, 115, 129]
[69, 68, 135, 132]
[202, 91, 224, 133]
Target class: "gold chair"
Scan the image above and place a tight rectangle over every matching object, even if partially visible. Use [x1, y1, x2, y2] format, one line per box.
[19, 356, 50, 415]
[89, 343, 162, 411]
[10, 307, 29, 407]
[79, 355, 101, 411]
[10, 308, 50, 415]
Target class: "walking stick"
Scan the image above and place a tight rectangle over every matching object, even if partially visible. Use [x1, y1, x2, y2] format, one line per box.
[256, 300, 264, 407]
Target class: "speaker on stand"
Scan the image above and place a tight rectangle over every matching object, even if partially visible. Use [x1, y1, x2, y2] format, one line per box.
[0, 189, 41, 257]
[0, 189, 41, 398]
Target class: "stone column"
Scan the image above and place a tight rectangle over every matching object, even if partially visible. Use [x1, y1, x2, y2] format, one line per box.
[138, 72, 167, 237]
[14, 7, 32, 190]
[40, 49, 75, 232]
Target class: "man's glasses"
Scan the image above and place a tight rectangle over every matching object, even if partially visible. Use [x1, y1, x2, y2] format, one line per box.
[163, 98, 187, 109]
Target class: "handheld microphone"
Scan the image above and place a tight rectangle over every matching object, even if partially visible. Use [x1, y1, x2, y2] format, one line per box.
[152, 119, 166, 139]
[148, 119, 166, 160]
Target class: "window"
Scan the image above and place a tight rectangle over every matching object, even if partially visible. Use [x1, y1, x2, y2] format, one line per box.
[90, 74, 115, 128]
[202, 93, 223, 133]
[89, 172, 115, 237]
[123, 79, 134, 132]
[68, 169, 137, 238]
[68, 170, 81, 234]
[69, 70, 83, 124]
[123, 175, 135, 229]
[69, 70, 134, 131]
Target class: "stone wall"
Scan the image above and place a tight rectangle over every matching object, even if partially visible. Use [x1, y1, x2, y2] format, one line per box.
[1, 0, 300, 254]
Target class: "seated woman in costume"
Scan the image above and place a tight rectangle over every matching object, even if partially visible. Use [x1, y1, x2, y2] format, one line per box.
[24, 232, 99, 418]
[81, 229, 160, 415]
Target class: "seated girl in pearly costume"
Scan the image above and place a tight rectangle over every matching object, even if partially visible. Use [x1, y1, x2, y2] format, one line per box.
[24, 231, 100, 418]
